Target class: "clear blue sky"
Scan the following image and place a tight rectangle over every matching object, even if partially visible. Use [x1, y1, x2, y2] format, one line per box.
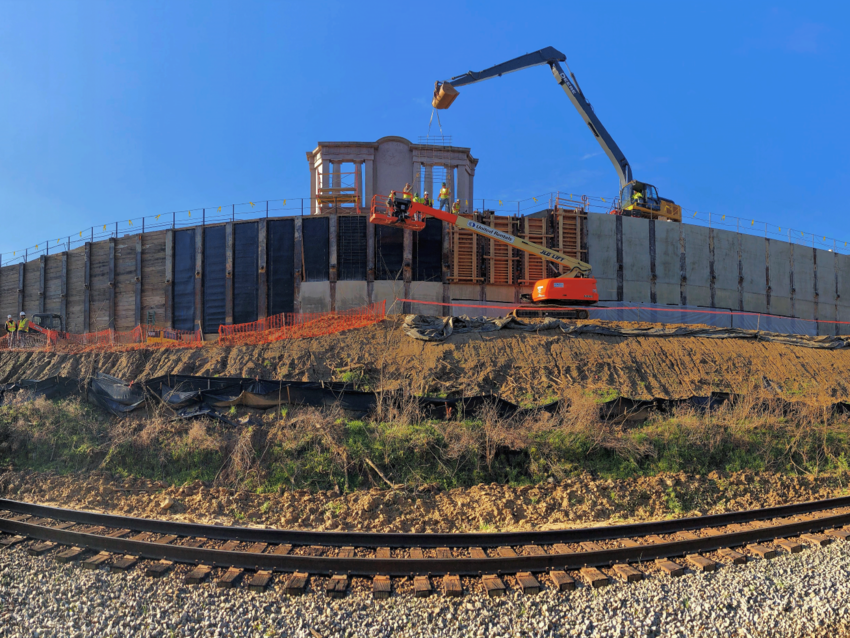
[1, 0, 847, 256]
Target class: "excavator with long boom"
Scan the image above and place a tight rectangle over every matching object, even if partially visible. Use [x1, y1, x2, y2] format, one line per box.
[369, 195, 597, 319]
[432, 46, 681, 222]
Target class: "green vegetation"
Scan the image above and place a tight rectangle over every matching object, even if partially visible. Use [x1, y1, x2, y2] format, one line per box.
[1, 391, 848, 492]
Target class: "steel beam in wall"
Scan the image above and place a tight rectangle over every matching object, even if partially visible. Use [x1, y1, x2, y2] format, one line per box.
[38, 256, 46, 313]
[108, 238, 116, 331]
[708, 229, 716, 308]
[135, 235, 142, 326]
[765, 238, 771, 313]
[17, 263, 24, 316]
[60, 253, 68, 326]
[258, 220, 268, 321]
[790, 244, 796, 318]
[329, 214, 338, 312]
[225, 222, 234, 325]
[194, 227, 204, 333]
[84, 243, 91, 331]
[164, 231, 174, 329]
[293, 217, 303, 313]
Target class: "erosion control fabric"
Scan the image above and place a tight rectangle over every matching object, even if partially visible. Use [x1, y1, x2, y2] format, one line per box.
[402, 315, 850, 349]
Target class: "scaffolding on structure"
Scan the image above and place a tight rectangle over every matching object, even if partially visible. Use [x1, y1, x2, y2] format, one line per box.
[316, 166, 362, 214]
[416, 135, 453, 201]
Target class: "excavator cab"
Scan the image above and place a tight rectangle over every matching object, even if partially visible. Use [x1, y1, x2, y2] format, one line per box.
[619, 180, 682, 222]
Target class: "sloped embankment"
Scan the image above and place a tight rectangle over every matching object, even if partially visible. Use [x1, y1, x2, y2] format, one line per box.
[0, 318, 849, 403]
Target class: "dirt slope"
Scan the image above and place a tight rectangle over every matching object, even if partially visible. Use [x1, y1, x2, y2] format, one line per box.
[1, 318, 849, 403]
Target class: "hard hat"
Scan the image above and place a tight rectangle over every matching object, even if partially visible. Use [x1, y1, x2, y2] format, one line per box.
[424, 191, 429, 195]
[20, 311, 25, 316]
[6, 315, 10, 320]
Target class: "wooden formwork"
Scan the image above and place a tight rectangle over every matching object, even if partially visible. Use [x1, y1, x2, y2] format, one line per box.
[448, 214, 483, 284]
[482, 213, 519, 285]
[554, 209, 586, 272]
[519, 216, 553, 284]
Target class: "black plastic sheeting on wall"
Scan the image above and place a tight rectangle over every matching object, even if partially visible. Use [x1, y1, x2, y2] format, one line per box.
[376, 224, 404, 280]
[268, 219, 295, 316]
[413, 218, 442, 282]
[338, 216, 367, 281]
[203, 226, 226, 333]
[173, 230, 196, 331]
[302, 217, 329, 282]
[88, 373, 147, 414]
[233, 222, 259, 325]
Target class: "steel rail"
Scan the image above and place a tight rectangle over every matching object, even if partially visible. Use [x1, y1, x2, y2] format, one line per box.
[2, 510, 849, 577]
[2, 497, 849, 549]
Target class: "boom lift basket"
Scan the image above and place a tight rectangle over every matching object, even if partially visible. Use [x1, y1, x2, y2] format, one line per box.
[369, 195, 426, 231]
[432, 82, 459, 109]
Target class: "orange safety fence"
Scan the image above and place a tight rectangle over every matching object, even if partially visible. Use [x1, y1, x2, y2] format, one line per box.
[218, 300, 387, 346]
[0, 323, 204, 354]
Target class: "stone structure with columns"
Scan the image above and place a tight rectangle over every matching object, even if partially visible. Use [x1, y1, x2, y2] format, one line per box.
[305, 136, 478, 215]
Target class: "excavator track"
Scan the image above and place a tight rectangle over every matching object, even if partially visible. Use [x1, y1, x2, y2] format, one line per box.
[511, 306, 591, 320]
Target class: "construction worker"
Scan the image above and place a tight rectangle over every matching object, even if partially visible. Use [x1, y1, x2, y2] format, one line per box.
[402, 183, 413, 200]
[17, 311, 29, 349]
[438, 182, 450, 211]
[452, 199, 461, 214]
[4, 315, 16, 347]
[412, 192, 422, 204]
[423, 192, 433, 208]
[631, 188, 644, 205]
[386, 190, 397, 210]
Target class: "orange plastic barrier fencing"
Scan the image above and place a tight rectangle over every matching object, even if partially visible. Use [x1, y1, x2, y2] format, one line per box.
[4, 323, 205, 353]
[218, 301, 386, 346]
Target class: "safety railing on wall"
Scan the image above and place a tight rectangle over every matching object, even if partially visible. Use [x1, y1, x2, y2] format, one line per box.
[4, 191, 850, 267]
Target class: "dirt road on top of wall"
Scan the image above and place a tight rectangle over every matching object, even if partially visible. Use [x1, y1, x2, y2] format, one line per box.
[3, 468, 849, 533]
[1, 318, 849, 403]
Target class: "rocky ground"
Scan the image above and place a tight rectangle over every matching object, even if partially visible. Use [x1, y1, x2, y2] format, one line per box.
[1, 538, 850, 637]
[2, 468, 849, 533]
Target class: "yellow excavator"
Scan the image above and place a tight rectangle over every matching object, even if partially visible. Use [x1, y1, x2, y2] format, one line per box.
[432, 47, 681, 222]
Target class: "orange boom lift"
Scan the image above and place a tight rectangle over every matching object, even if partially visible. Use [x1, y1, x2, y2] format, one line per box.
[370, 195, 598, 319]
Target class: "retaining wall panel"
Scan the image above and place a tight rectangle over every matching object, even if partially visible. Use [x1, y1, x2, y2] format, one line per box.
[0, 265, 17, 329]
[141, 231, 166, 328]
[655, 221, 680, 305]
[794, 247, 816, 309]
[713, 228, 739, 310]
[410, 282, 444, 315]
[335, 281, 368, 311]
[621, 216, 651, 303]
[66, 247, 86, 333]
[23, 261, 39, 318]
[740, 234, 767, 313]
[44, 255, 63, 316]
[768, 241, 792, 316]
[299, 281, 331, 313]
[114, 239, 137, 332]
[683, 225, 710, 307]
[586, 214, 616, 289]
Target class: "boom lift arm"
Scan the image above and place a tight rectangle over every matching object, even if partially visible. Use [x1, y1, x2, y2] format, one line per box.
[433, 46, 632, 189]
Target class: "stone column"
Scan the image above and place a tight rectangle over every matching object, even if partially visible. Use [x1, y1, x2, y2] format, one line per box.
[320, 159, 329, 214]
[467, 165, 475, 214]
[446, 166, 455, 209]
[309, 164, 317, 216]
[424, 165, 433, 203]
[364, 159, 374, 206]
[333, 161, 342, 189]
[456, 167, 470, 215]
[413, 162, 422, 197]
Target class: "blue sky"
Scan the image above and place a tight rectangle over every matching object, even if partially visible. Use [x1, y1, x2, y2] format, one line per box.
[1, 0, 847, 256]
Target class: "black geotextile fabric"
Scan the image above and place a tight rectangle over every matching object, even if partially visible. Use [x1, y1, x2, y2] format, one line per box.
[173, 229, 196, 332]
[9, 374, 850, 425]
[233, 222, 259, 325]
[268, 219, 295, 315]
[402, 314, 850, 349]
[203, 225, 227, 334]
[302, 217, 329, 282]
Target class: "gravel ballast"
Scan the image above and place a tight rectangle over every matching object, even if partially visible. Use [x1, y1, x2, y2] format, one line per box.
[2, 542, 850, 637]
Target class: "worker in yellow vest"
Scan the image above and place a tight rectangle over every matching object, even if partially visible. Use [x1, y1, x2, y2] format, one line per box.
[438, 183, 450, 211]
[422, 192, 432, 208]
[402, 183, 413, 200]
[4, 315, 16, 347]
[452, 200, 461, 214]
[17, 311, 29, 349]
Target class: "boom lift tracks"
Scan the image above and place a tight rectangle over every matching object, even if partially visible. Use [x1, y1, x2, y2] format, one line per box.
[370, 195, 597, 319]
[432, 46, 682, 223]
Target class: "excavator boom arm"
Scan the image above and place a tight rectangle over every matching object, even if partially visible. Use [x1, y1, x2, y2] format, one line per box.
[436, 47, 632, 189]
[408, 202, 592, 278]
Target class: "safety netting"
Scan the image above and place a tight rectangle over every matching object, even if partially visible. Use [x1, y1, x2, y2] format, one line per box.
[218, 300, 386, 346]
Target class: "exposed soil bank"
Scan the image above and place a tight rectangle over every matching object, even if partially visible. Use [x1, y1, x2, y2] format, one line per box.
[3, 468, 848, 533]
[1, 318, 849, 404]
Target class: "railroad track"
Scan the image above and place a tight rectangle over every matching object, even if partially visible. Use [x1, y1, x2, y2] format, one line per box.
[2, 496, 850, 598]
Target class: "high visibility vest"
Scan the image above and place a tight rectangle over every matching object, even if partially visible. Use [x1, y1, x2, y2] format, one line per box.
[413, 197, 422, 204]
[17, 318, 29, 332]
[632, 192, 642, 201]
[402, 190, 412, 200]
[4, 321, 15, 333]
[452, 202, 460, 213]
[439, 188, 449, 199]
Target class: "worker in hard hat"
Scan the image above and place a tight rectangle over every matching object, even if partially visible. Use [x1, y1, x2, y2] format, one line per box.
[17, 311, 29, 349]
[402, 183, 413, 200]
[386, 190, 397, 210]
[631, 188, 644, 206]
[452, 199, 461, 214]
[423, 192, 433, 208]
[4, 315, 16, 348]
[438, 183, 450, 211]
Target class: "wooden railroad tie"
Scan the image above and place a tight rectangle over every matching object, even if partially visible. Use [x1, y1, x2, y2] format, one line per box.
[28, 542, 57, 557]
[469, 547, 487, 559]
[443, 574, 463, 597]
[408, 548, 424, 560]
[612, 564, 644, 583]
[516, 572, 541, 595]
[285, 572, 309, 596]
[655, 559, 685, 577]
[801, 534, 832, 547]
[326, 575, 348, 599]
[81, 552, 111, 570]
[248, 570, 273, 593]
[337, 547, 355, 559]
[216, 567, 243, 588]
[145, 560, 173, 578]
[373, 575, 392, 600]
[747, 544, 777, 560]
[109, 556, 138, 572]
[717, 548, 747, 565]
[185, 565, 212, 585]
[579, 567, 608, 588]
[686, 555, 717, 572]
[436, 547, 452, 559]
[56, 547, 86, 564]
[774, 539, 803, 554]
[273, 544, 293, 556]
[826, 528, 850, 541]
[376, 547, 391, 559]
[482, 574, 506, 597]
[550, 570, 575, 591]
[0, 535, 25, 548]
[413, 576, 432, 598]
